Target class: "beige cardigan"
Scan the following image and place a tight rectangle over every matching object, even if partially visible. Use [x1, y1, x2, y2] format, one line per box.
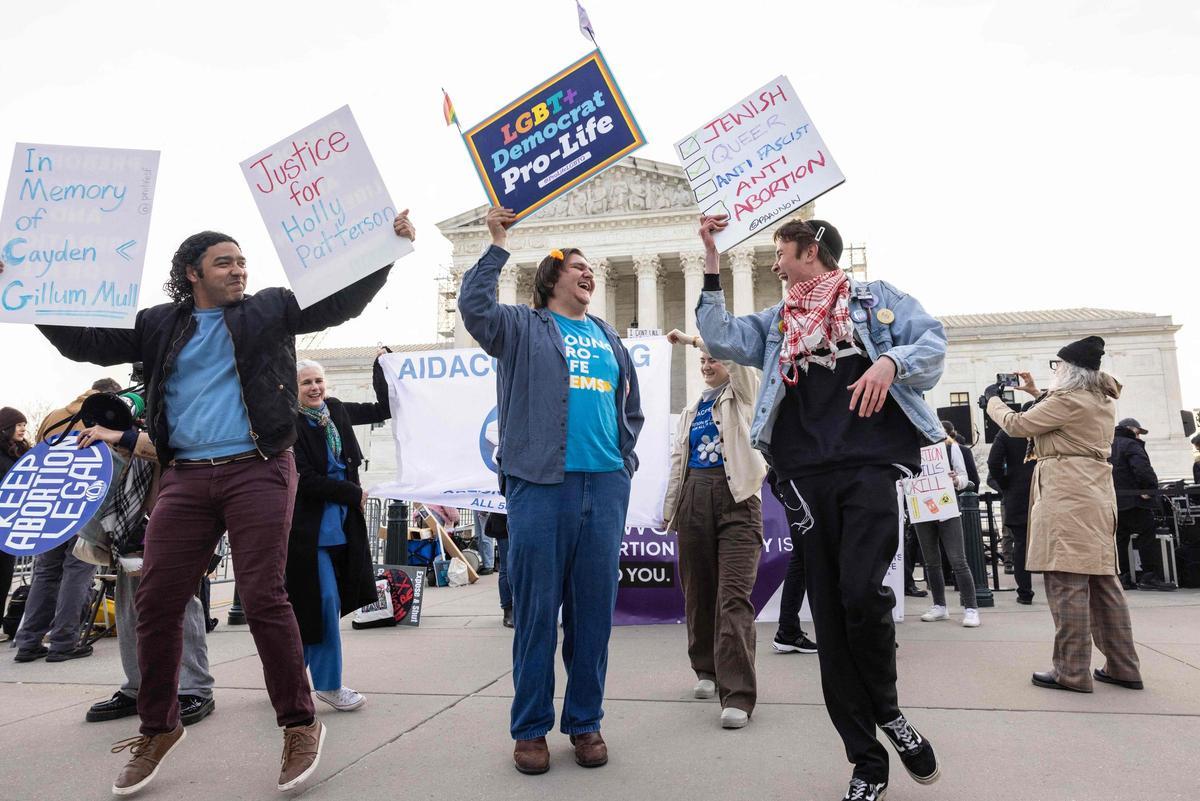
[663, 361, 767, 530]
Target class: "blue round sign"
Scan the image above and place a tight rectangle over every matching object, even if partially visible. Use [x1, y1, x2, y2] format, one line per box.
[0, 434, 114, 557]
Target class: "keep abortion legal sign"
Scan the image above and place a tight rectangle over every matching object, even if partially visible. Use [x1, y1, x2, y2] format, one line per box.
[0, 143, 159, 328]
[241, 105, 412, 308]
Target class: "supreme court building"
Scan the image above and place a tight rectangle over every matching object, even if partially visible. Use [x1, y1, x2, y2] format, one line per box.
[301, 157, 1195, 485]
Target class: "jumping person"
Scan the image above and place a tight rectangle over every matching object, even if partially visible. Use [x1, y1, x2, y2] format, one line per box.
[663, 330, 767, 729]
[459, 207, 643, 776]
[695, 214, 946, 801]
[37, 211, 415, 796]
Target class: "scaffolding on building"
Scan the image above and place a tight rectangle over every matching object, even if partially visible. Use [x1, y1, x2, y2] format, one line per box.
[436, 268, 458, 342]
[842, 243, 868, 283]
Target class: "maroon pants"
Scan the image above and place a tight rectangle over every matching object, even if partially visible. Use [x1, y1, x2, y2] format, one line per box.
[135, 451, 314, 734]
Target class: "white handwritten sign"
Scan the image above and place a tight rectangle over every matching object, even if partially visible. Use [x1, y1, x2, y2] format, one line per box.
[0, 143, 159, 328]
[241, 105, 412, 308]
[903, 444, 960, 523]
[674, 76, 845, 253]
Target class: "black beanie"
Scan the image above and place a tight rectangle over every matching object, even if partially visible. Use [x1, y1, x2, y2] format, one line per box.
[807, 219, 844, 263]
[0, 406, 27, 433]
[1057, 336, 1105, 371]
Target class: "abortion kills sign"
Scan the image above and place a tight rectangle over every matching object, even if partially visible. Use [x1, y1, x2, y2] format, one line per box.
[674, 76, 845, 252]
[464, 50, 645, 224]
[241, 105, 412, 308]
[0, 143, 159, 328]
[903, 444, 961, 523]
[0, 434, 113, 556]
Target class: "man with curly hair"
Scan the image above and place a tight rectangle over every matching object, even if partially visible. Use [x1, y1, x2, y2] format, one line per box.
[36, 211, 415, 796]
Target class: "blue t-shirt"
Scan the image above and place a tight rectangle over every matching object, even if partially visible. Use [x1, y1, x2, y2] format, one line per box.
[306, 413, 348, 548]
[552, 313, 623, 473]
[688, 398, 724, 469]
[164, 308, 256, 459]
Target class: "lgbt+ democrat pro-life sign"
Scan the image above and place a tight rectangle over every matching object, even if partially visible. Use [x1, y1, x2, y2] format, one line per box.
[0, 143, 159, 328]
[241, 105, 412, 308]
[674, 76, 844, 252]
[464, 50, 645, 224]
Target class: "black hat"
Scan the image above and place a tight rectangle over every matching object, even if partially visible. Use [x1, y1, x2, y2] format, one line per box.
[1057, 336, 1105, 371]
[1117, 418, 1148, 435]
[808, 219, 844, 263]
[0, 406, 26, 433]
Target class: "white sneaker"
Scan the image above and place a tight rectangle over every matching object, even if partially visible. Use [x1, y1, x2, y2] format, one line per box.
[962, 608, 981, 628]
[720, 707, 749, 729]
[920, 605, 949, 622]
[693, 679, 716, 699]
[315, 687, 365, 711]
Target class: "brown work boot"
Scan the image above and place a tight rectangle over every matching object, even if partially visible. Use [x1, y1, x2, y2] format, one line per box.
[111, 724, 187, 796]
[277, 720, 325, 791]
[570, 731, 608, 768]
[513, 736, 550, 775]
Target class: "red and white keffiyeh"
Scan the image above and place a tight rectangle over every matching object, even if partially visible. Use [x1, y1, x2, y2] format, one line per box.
[778, 269, 859, 383]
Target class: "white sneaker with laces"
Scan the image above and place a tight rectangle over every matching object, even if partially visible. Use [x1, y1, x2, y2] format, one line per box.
[920, 605, 949, 622]
[962, 608, 981, 627]
[315, 687, 365, 711]
[693, 679, 716, 699]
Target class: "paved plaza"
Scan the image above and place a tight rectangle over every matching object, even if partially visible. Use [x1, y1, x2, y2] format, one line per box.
[0, 577, 1195, 801]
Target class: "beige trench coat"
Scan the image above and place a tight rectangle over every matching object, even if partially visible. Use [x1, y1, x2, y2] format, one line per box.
[985, 374, 1122, 575]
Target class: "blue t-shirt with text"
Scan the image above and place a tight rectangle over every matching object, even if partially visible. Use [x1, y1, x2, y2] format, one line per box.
[688, 398, 725, 469]
[552, 313, 623, 473]
[164, 307, 256, 460]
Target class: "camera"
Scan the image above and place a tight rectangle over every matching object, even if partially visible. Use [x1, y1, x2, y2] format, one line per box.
[996, 372, 1020, 388]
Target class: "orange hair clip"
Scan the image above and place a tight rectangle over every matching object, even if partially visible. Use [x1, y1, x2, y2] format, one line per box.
[549, 249, 564, 260]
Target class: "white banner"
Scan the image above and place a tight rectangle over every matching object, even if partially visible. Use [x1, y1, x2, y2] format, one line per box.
[674, 75, 845, 253]
[903, 444, 961, 523]
[371, 337, 672, 529]
[0, 143, 159, 328]
[240, 105, 411, 308]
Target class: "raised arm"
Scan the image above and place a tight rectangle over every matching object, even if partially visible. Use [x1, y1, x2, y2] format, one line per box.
[987, 394, 1074, 439]
[458, 207, 522, 358]
[692, 214, 772, 368]
[340, 354, 392, 426]
[37, 313, 144, 366]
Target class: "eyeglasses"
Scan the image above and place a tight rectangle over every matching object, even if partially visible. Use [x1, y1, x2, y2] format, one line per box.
[1049, 359, 1061, 372]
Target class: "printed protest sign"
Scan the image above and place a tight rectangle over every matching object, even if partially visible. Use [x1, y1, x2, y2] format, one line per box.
[353, 565, 424, 628]
[0, 434, 113, 556]
[903, 444, 961, 523]
[241, 105, 411, 308]
[464, 50, 645, 224]
[674, 76, 845, 252]
[0, 143, 159, 328]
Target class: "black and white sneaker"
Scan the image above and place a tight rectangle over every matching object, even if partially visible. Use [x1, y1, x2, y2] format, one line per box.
[843, 777, 887, 800]
[772, 632, 818, 654]
[880, 714, 939, 784]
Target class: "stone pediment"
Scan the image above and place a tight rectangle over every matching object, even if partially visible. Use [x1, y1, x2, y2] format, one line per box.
[436, 157, 699, 233]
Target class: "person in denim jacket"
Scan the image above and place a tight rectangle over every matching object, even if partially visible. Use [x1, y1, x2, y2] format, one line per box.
[696, 214, 945, 801]
[458, 207, 643, 776]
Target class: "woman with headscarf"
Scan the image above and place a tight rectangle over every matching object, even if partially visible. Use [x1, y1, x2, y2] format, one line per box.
[0, 407, 31, 630]
[287, 352, 390, 711]
[981, 336, 1142, 692]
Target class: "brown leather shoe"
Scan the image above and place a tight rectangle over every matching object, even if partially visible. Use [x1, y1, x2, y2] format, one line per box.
[513, 737, 550, 775]
[277, 720, 325, 791]
[111, 724, 187, 796]
[570, 732, 608, 768]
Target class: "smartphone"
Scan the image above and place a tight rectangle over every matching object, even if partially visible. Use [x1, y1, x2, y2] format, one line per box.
[996, 372, 1020, 388]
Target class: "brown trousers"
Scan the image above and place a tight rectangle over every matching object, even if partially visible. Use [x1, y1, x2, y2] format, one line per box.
[675, 468, 762, 713]
[1043, 571, 1142, 691]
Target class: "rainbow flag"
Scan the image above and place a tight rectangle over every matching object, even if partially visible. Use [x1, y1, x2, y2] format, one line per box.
[442, 89, 458, 128]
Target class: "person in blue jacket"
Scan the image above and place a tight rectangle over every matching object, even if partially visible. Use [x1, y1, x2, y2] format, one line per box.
[696, 213, 945, 801]
[458, 207, 643, 776]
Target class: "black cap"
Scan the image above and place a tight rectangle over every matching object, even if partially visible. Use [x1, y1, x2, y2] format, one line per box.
[1057, 336, 1105, 371]
[1117, 418, 1148, 435]
[807, 219, 843, 263]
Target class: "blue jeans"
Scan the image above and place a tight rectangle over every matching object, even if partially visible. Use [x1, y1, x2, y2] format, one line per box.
[303, 548, 343, 692]
[497, 538, 512, 610]
[475, 516, 496, 570]
[506, 470, 631, 740]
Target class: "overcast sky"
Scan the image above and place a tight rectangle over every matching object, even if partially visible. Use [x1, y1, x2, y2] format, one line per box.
[2, 0, 1197, 415]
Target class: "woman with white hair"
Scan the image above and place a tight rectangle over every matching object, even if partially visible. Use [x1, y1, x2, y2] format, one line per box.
[287, 351, 391, 711]
[981, 336, 1143, 693]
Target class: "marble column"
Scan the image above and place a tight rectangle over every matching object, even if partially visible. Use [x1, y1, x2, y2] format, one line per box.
[498, 264, 520, 306]
[680, 252, 706, 405]
[590, 258, 610, 321]
[730, 248, 756, 316]
[634, 254, 662, 330]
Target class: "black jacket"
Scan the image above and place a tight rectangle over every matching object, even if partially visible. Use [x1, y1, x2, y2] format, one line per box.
[37, 267, 391, 467]
[1110, 427, 1158, 510]
[287, 371, 389, 645]
[987, 429, 1035, 526]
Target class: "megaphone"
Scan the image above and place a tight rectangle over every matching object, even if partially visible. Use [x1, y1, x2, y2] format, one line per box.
[80, 393, 135, 431]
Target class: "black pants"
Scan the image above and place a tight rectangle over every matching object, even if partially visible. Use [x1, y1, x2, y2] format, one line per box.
[778, 465, 902, 784]
[1010, 524, 1033, 600]
[776, 536, 809, 640]
[1116, 507, 1160, 579]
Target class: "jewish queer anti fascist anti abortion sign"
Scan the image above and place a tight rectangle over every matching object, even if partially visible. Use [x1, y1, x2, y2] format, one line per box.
[0, 434, 113, 556]
[464, 50, 645, 224]
[674, 76, 845, 252]
[0, 143, 159, 328]
[903, 444, 961, 523]
[241, 105, 412, 308]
